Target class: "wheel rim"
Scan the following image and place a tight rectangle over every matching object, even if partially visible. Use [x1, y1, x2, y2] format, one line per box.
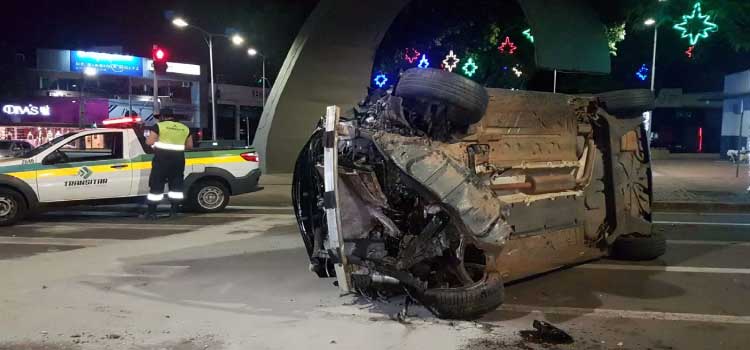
[197, 186, 225, 210]
[0, 196, 15, 218]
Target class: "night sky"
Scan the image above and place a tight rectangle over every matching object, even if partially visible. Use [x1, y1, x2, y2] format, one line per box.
[1, 0, 318, 86]
[2, 0, 749, 93]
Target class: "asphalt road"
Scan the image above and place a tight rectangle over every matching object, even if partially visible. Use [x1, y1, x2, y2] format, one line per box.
[0, 189, 749, 349]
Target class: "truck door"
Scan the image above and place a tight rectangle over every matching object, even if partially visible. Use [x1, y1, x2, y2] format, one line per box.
[36, 131, 132, 202]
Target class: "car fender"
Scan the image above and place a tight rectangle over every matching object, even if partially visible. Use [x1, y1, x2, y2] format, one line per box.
[0, 174, 39, 209]
[184, 167, 235, 193]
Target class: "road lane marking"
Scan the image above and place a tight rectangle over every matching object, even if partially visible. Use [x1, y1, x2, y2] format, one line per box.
[0, 236, 121, 247]
[654, 220, 750, 227]
[667, 240, 750, 246]
[500, 304, 750, 325]
[226, 205, 294, 210]
[18, 222, 202, 230]
[577, 264, 750, 274]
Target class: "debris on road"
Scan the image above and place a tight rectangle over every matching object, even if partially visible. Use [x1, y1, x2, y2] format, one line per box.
[519, 320, 574, 345]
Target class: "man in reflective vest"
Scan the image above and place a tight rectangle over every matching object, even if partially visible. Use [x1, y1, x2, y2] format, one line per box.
[144, 108, 193, 219]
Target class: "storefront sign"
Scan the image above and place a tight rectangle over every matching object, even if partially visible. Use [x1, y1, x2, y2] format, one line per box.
[2, 104, 51, 117]
[1, 98, 109, 125]
[147, 60, 200, 76]
[70, 51, 143, 77]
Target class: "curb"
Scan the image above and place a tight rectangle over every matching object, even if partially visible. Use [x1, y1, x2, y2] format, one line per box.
[654, 201, 750, 213]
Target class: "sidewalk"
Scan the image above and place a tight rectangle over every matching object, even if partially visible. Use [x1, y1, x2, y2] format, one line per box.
[652, 158, 750, 212]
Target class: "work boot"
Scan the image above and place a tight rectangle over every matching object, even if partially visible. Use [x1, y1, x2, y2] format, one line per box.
[169, 203, 182, 218]
[144, 204, 158, 221]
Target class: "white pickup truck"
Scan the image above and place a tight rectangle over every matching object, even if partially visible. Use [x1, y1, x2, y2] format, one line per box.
[0, 119, 261, 225]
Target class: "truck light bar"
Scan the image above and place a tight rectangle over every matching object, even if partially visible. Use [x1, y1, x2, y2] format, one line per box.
[102, 116, 142, 126]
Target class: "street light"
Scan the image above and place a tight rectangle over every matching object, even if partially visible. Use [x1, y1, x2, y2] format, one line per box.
[172, 16, 245, 141]
[172, 17, 188, 28]
[247, 48, 266, 108]
[644, 18, 656, 26]
[231, 34, 245, 46]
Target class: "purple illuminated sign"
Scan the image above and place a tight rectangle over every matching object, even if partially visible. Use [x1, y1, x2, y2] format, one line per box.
[0, 98, 109, 125]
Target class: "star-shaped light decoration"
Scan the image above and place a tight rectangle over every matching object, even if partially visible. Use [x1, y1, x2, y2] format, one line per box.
[635, 64, 649, 81]
[374, 73, 388, 88]
[418, 54, 430, 69]
[512, 65, 523, 77]
[442, 50, 460, 72]
[673, 2, 718, 46]
[404, 48, 421, 64]
[522, 28, 534, 43]
[685, 45, 695, 59]
[462, 57, 479, 77]
[498, 36, 517, 55]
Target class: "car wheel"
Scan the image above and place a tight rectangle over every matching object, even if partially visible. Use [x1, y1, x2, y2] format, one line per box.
[610, 233, 666, 261]
[596, 89, 655, 117]
[186, 180, 229, 213]
[0, 188, 26, 226]
[395, 68, 489, 125]
[417, 272, 504, 320]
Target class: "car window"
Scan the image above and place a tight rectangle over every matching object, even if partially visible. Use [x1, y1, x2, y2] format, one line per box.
[58, 132, 123, 162]
[22, 132, 77, 158]
[0, 141, 10, 150]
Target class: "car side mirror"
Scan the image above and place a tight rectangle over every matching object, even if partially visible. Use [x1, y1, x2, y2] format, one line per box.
[43, 151, 64, 165]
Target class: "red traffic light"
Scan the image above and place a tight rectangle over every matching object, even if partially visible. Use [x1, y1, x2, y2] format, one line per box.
[152, 45, 168, 62]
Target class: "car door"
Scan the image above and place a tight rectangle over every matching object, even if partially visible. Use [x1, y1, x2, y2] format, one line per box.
[36, 131, 132, 202]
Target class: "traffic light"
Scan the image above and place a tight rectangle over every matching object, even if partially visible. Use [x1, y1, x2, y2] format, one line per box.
[152, 45, 168, 74]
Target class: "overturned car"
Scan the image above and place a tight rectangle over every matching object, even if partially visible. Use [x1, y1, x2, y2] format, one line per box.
[293, 68, 665, 319]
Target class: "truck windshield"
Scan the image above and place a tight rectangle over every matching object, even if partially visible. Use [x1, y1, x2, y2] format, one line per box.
[21, 132, 77, 158]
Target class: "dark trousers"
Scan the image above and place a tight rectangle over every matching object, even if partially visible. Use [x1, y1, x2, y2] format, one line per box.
[148, 150, 186, 204]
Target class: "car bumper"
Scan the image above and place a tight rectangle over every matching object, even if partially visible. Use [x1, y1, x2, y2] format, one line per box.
[229, 168, 262, 195]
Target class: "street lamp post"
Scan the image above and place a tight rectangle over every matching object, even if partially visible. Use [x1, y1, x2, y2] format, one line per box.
[79, 67, 97, 128]
[247, 48, 266, 108]
[172, 17, 244, 141]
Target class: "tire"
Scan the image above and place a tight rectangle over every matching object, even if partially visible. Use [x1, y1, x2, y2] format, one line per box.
[611, 233, 666, 261]
[185, 180, 230, 213]
[417, 273, 504, 320]
[596, 89, 655, 116]
[395, 68, 489, 125]
[0, 188, 26, 226]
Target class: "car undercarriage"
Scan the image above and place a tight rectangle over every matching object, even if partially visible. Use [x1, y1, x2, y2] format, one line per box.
[293, 68, 665, 319]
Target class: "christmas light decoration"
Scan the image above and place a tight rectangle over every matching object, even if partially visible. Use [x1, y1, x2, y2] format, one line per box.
[462, 57, 479, 77]
[607, 23, 626, 56]
[635, 64, 649, 81]
[685, 45, 695, 58]
[374, 73, 388, 88]
[404, 48, 421, 64]
[673, 2, 718, 46]
[418, 54, 430, 69]
[522, 28, 534, 43]
[442, 50, 460, 72]
[512, 65, 523, 77]
[498, 36, 517, 55]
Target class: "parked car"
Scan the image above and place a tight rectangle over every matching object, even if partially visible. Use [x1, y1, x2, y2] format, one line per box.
[0, 118, 261, 225]
[0, 140, 33, 159]
[293, 68, 664, 319]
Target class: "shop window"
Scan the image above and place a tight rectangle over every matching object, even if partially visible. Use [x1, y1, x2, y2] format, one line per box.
[58, 132, 123, 162]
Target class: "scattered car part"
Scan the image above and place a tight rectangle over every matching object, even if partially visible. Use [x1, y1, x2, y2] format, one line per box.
[520, 320, 575, 345]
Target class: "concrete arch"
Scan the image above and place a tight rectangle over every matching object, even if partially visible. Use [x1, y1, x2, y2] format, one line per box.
[255, 0, 610, 173]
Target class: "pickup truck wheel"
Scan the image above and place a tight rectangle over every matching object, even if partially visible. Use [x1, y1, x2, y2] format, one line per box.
[187, 180, 229, 213]
[0, 188, 26, 226]
[417, 272, 504, 320]
[596, 89, 655, 117]
[611, 233, 666, 261]
[395, 68, 489, 125]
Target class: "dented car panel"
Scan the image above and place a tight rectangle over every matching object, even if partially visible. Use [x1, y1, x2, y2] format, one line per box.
[293, 68, 659, 319]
